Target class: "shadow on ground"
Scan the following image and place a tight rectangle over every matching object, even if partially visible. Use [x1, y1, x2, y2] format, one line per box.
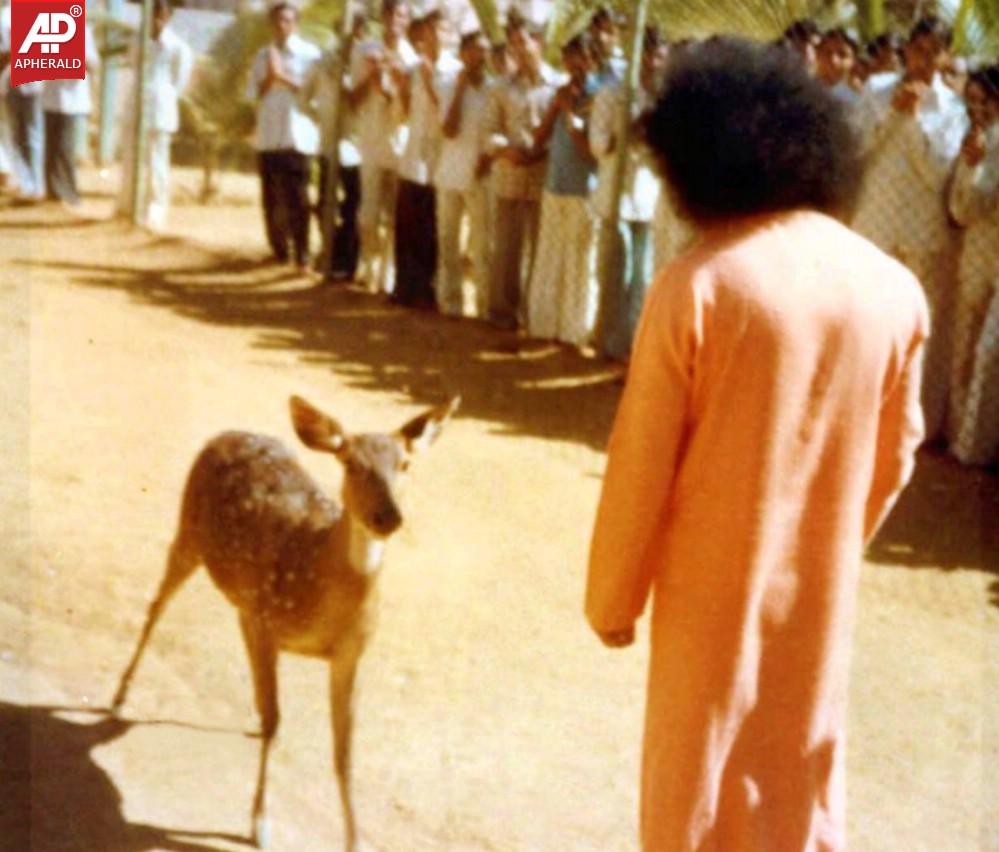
[0, 701, 253, 851]
[14, 221, 622, 452]
[12, 215, 999, 597]
[867, 448, 999, 597]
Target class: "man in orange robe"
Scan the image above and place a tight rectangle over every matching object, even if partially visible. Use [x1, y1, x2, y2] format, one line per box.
[586, 39, 928, 851]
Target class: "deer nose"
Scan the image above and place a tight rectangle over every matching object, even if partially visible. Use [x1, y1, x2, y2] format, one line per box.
[372, 506, 402, 535]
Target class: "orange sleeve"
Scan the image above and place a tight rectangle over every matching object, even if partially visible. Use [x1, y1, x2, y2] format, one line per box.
[585, 267, 700, 635]
[863, 300, 929, 544]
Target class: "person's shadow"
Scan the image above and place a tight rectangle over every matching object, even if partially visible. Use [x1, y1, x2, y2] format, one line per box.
[0, 701, 253, 851]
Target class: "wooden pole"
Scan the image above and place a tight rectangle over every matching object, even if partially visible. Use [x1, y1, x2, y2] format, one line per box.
[318, 5, 354, 281]
[129, 0, 153, 224]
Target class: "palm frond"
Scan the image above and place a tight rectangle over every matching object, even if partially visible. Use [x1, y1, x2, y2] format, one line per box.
[468, 0, 504, 44]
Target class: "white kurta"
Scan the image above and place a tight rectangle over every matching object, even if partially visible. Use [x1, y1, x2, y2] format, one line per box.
[851, 78, 967, 439]
[947, 124, 999, 465]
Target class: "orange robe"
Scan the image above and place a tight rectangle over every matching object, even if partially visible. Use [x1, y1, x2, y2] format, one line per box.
[586, 210, 928, 851]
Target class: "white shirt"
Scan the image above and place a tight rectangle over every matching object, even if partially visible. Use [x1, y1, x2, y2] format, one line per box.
[248, 34, 321, 154]
[301, 45, 361, 167]
[349, 37, 418, 171]
[41, 25, 99, 114]
[137, 25, 193, 133]
[589, 81, 660, 222]
[434, 74, 492, 192]
[398, 51, 461, 185]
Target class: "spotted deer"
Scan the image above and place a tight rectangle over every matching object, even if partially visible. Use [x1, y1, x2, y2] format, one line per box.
[110, 394, 460, 850]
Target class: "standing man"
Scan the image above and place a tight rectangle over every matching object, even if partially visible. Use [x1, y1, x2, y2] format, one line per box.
[434, 29, 493, 317]
[392, 7, 460, 309]
[851, 16, 967, 439]
[117, 0, 193, 230]
[41, 22, 98, 207]
[3, 0, 44, 203]
[587, 40, 927, 851]
[482, 13, 557, 330]
[248, 1, 320, 272]
[302, 10, 367, 282]
[348, 0, 416, 294]
[589, 26, 668, 362]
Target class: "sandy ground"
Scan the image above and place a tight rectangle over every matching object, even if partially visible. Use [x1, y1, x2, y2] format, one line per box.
[0, 166, 996, 852]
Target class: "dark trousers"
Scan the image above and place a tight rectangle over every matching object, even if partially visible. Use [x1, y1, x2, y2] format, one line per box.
[393, 179, 437, 308]
[258, 150, 311, 264]
[317, 158, 360, 279]
[44, 112, 82, 203]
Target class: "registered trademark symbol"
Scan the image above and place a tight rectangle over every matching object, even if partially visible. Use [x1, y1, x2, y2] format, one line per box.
[69, 4, 83, 17]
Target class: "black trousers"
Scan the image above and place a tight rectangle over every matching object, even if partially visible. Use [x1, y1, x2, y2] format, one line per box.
[44, 111, 82, 204]
[393, 179, 437, 308]
[317, 158, 360, 279]
[258, 150, 311, 264]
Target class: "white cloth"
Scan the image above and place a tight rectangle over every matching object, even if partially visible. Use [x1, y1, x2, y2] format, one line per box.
[398, 51, 461, 185]
[349, 37, 418, 171]
[483, 64, 560, 201]
[589, 81, 660, 223]
[947, 124, 999, 464]
[301, 45, 360, 166]
[41, 25, 99, 115]
[134, 25, 193, 134]
[247, 34, 321, 154]
[436, 184, 490, 316]
[434, 75, 492, 192]
[526, 192, 597, 345]
[852, 77, 966, 438]
[117, 128, 172, 230]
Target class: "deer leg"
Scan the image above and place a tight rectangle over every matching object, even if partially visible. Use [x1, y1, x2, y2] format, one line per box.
[329, 637, 364, 852]
[239, 612, 279, 849]
[111, 536, 199, 713]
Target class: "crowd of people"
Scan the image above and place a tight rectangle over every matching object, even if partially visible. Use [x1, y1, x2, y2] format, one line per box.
[0, 2, 996, 467]
[247, 3, 996, 467]
[0, 0, 193, 228]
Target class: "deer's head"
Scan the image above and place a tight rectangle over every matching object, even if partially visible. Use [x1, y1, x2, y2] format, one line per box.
[289, 395, 460, 538]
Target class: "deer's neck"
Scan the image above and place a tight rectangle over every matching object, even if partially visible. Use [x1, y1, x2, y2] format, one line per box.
[345, 514, 386, 577]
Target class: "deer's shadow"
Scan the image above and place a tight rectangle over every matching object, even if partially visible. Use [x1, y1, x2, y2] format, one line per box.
[0, 701, 253, 851]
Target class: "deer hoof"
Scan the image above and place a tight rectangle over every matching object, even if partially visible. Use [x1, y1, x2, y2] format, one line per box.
[253, 816, 271, 849]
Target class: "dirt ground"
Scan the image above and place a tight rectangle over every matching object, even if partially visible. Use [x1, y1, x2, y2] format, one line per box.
[0, 166, 996, 852]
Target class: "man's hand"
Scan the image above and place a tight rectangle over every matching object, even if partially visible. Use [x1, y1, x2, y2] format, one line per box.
[597, 625, 635, 649]
[892, 79, 926, 116]
[961, 126, 986, 167]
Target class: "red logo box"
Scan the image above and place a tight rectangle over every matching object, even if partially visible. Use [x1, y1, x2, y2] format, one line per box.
[10, 0, 86, 88]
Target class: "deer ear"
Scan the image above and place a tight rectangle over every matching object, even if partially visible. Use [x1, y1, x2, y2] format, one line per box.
[289, 395, 346, 455]
[399, 396, 460, 455]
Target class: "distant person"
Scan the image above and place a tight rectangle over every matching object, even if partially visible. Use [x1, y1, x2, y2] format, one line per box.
[482, 13, 558, 330]
[815, 28, 859, 101]
[780, 18, 821, 73]
[247, 1, 320, 272]
[3, 1, 44, 202]
[302, 10, 367, 282]
[526, 32, 597, 346]
[41, 22, 98, 207]
[392, 8, 460, 310]
[587, 39, 927, 851]
[348, 0, 416, 294]
[851, 16, 967, 439]
[587, 5, 625, 85]
[435, 29, 493, 317]
[589, 26, 668, 361]
[117, 0, 193, 229]
[947, 65, 999, 465]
